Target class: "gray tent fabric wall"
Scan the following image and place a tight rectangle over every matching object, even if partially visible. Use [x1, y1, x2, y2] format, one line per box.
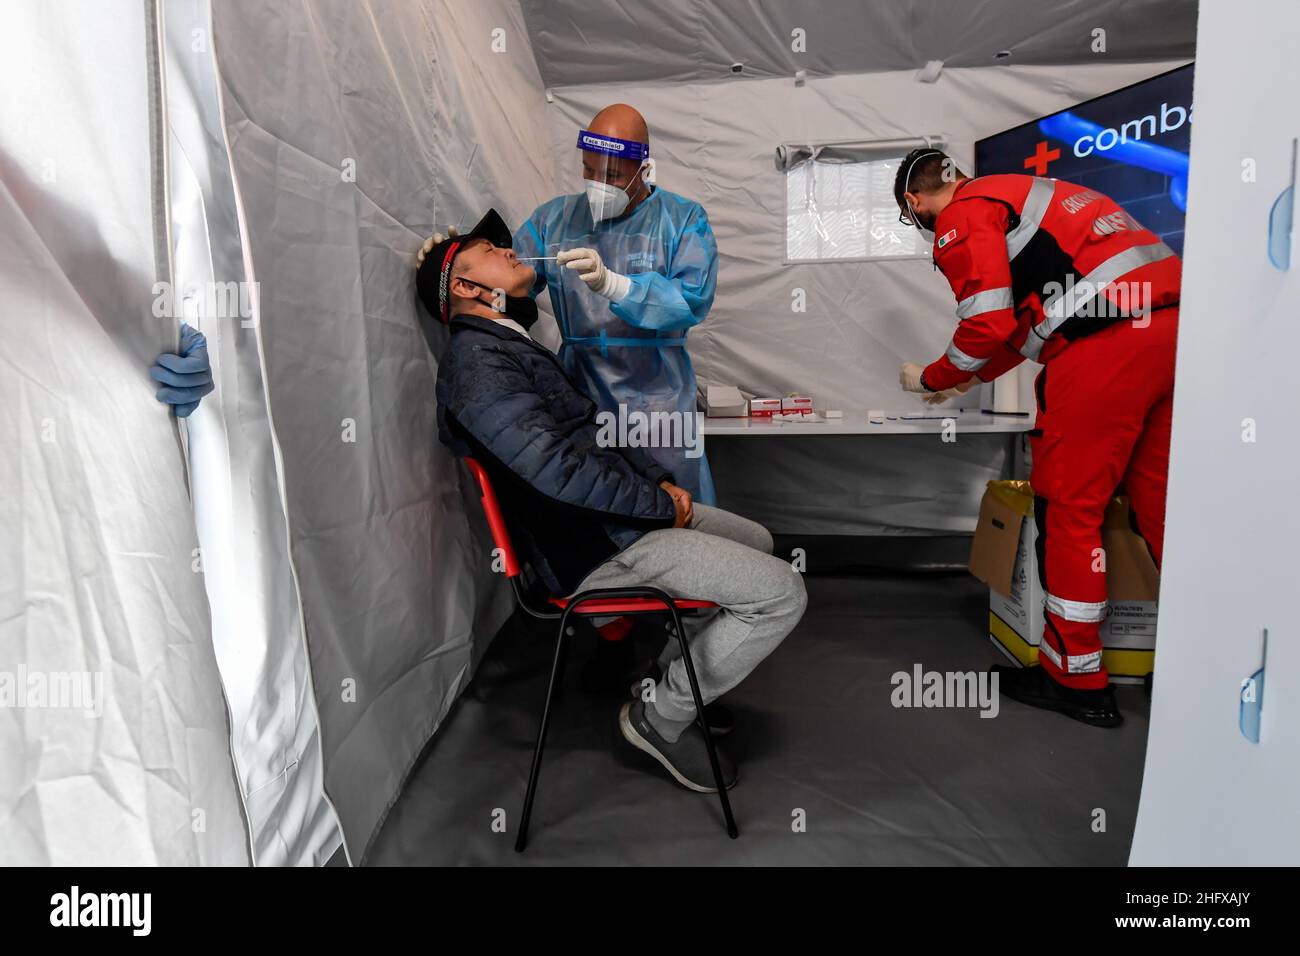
[520, 0, 1197, 86]
[0, 0, 250, 866]
[164, 0, 343, 866]
[539, 59, 1188, 533]
[208, 0, 560, 858]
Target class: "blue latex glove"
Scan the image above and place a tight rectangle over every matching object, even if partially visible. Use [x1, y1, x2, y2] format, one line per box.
[150, 323, 214, 418]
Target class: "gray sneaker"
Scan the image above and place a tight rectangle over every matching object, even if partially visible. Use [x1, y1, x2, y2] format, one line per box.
[619, 700, 737, 793]
[628, 668, 736, 737]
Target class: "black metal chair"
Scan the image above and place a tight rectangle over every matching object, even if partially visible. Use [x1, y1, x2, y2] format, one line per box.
[462, 457, 739, 852]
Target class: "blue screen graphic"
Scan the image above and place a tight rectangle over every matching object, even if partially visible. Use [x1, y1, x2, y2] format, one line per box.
[975, 65, 1194, 256]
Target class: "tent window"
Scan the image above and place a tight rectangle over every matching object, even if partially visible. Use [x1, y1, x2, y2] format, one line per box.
[785, 155, 929, 262]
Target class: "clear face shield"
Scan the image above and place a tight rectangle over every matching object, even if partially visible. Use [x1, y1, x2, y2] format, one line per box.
[577, 129, 652, 223]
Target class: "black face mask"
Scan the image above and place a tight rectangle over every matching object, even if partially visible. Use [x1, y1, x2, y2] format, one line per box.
[461, 278, 540, 330]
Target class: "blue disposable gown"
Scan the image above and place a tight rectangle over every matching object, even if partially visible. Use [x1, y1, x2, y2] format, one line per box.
[515, 187, 719, 504]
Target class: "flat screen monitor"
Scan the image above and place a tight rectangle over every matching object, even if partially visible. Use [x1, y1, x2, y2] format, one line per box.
[975, 64, 1194, 255]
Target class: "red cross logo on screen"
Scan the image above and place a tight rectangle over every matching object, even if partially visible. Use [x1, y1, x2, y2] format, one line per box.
[1024, 140, 1061, 176]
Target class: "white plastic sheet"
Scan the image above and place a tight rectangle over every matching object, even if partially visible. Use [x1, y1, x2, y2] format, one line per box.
[164, 0, 343, 866]
[0, 0, 249, 866]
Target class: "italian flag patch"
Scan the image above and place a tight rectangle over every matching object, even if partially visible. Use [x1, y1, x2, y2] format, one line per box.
[937, 228, 958, 249]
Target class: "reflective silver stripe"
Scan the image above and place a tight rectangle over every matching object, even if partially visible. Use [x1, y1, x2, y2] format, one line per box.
[1045, 592, 1109, 623]
[1006, 177, 1056, 260]
[1027, 240, 1177, 351]
[1037, 640, 1102, 674]
[1019, 327, 1047, 361]
[945, 341, 988, 372]
[1038, 640, 1061, 669]
[956, 287, 1013, 319]
[1042, 240, 1176, 323]
[1067, 650, 1103, 674]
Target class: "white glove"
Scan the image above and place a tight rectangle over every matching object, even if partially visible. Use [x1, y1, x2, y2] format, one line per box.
[416, 224, 459, 266]
[922, 386, 963, 406]
[924, 376, 978, 405]
[899, 362, 927, 393]
[556, 247, 631, 301]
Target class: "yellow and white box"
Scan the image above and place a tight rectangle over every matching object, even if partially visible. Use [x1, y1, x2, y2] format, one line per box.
[968, 480, 1158, 683]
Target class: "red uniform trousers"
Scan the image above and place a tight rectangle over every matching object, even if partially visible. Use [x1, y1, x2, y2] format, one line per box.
[1029, 306, 1178, 689]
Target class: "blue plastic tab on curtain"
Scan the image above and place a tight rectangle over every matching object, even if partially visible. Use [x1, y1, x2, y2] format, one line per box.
[1267, 138, 1296, 272]
[1239, 628, 1267, 744]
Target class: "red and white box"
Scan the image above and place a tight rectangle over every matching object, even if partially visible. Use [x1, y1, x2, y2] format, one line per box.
[749, 397, 782, 418]
[781, 396, 814, 415]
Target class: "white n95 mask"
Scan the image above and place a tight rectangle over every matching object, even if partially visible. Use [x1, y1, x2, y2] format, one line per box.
[585, 178, 632, 223]
[578, 128, 652, 223]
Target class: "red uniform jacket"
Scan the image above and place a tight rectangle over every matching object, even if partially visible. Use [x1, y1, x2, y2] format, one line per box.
[921, 175, 1182, 392]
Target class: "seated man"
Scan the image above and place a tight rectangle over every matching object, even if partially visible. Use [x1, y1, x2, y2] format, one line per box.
[416, 209, 806, 793]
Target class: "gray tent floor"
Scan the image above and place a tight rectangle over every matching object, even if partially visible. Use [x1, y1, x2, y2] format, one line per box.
[365, 574, 1150, 865]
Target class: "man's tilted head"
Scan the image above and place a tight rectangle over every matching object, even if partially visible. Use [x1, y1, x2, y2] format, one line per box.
[415, 208, 535, 324]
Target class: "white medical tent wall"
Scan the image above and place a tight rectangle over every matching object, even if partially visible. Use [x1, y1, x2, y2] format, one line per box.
[1130, 0, 1300, 864]
[0, 1, 250, 866]
[11, 0, 1294, 868]
[206, 0, 558, 865]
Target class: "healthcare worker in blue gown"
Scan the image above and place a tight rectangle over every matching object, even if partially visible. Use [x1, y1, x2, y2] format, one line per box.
[514, 103, 719, 505]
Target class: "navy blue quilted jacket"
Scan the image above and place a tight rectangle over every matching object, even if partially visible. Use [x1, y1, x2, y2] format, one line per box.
[436, 314, 677, 594]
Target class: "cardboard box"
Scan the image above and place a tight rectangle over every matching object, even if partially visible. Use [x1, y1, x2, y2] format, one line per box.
[969, 480, 1158, 683]
[749, 397, 782, 417]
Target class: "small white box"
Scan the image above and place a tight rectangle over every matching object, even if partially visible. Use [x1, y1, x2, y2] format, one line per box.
[781, 395, 814, 415]
[705, 385, 748, 417]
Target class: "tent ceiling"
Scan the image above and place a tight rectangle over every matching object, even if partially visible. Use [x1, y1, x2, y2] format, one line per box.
[520, 0, 1197, 88]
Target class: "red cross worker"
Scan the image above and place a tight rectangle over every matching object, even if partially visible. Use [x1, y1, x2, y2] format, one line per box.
[894, 149, 1181, 727]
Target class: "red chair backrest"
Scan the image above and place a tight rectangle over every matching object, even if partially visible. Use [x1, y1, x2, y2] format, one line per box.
[464, 458, 523, 579]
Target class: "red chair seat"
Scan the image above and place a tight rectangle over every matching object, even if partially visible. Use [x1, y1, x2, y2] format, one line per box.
[548, 596, 717, 614]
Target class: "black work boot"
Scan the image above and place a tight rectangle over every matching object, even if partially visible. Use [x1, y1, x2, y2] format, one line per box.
[993, 664, 1123, 728]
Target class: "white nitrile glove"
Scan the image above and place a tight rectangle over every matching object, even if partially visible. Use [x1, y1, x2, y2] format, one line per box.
[416, 224, 459, 265]
[556, 246, 631, 301]
[899, 362, 927, 393]
[924, 376, 978, 405]
[923, 386, 963, 406]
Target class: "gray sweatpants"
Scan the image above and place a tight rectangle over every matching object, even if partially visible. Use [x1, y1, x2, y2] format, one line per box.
[572, 505, 807, 722]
